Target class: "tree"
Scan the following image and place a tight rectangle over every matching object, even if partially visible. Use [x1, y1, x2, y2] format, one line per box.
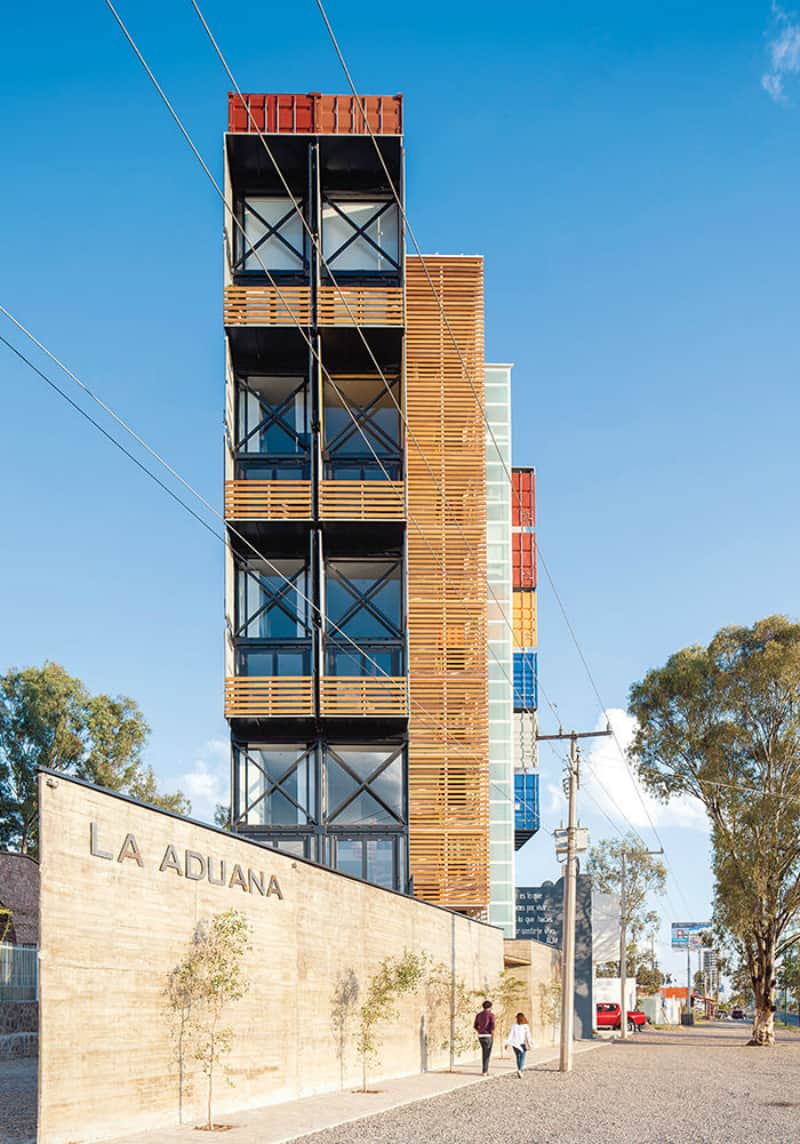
[166, 910, 251, 1130]
[214, 804, 231, 830]
[636, 963, 664, 994]
[424, 962, 477, 1070]
[0, 662, 189, 853]
[586, 834, 666, 977]
[356, 950, 428, 1092]
[0, 663, 85, 852]
[629, 616, 800, 1046]
[482, 969, 527, 1054]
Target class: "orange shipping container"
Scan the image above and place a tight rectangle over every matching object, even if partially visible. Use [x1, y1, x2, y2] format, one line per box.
[513, 591, 537, 647]
[512, 531, 536, 589]
[512, 468, 536, 527]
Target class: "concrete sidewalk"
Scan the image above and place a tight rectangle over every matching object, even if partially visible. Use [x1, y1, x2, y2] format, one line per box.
[107, 1040, 604, 1144]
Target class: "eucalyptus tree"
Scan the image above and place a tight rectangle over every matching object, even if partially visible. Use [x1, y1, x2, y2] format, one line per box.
[0, 661, 189, 853]
[629, 616, 800, 1045]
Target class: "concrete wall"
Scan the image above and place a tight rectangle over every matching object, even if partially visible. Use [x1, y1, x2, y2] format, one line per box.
[38, 775, 505, 1144]
[504, 939, 562, 1046]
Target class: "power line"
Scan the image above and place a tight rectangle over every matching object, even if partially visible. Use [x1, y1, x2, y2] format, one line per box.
[186, 0, 540, 730]
[101, 0, 543, 745]
[312, 0, 692, 913]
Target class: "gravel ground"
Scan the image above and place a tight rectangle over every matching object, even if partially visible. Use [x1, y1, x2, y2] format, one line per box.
[299, 1024, 800, 1144]
[0, 1056, 37, 1144]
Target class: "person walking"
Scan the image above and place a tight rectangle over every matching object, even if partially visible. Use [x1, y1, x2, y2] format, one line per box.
[504, 1012, 533, 1077]
[473, 999, 496, 1075]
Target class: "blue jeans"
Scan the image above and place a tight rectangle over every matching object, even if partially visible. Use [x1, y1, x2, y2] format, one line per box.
[513, 1046, 527, 1072]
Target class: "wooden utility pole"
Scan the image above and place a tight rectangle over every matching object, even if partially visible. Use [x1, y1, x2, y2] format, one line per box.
[537, 724, 611, 1073]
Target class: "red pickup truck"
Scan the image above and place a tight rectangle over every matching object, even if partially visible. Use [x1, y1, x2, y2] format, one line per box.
[596, 1002, 647, 1032]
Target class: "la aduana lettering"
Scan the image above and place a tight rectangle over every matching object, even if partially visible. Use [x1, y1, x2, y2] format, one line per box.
[89, 822, 283, 900]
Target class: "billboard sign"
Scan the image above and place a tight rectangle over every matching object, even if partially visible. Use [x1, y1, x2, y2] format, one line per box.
[671, 922, 711, 949]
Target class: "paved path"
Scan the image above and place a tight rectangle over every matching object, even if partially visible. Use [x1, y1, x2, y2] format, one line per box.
[0, 1056, 36, 1144]
[13, 1024, 800, 1143]
[104, 1041, 601, 1144]
[301, 1023, 800, 1144]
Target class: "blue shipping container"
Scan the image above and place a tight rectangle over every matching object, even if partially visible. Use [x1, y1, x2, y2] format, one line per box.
[514, 772, 540, 833]
[513, 650, 538, 712]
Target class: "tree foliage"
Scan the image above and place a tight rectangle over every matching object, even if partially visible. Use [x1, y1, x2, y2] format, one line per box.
[166, 910, 251, 1130]
[629, 615, 800, 1045]
[0, 662, 189, 853]
[586, 834, 666, 955]
[356, 950, 428, 1092]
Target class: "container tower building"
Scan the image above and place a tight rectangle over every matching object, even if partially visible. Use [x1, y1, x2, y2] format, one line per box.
[223, 92, 536, 925]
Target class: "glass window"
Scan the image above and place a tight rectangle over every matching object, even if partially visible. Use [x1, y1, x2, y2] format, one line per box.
[237, 559, 308, 640]
[238, 196, 305, 273]
[237, 647, 310, 677]
[237, 460, 309, 481]
[323, 375, 401, 461]
[322, 200, 399, 272]
[325, 645, 402, 676]
[325, 746, 404, 824]
[238, 745, 313, 827]
[237, 376, 308, 456]
[326, 561, 402, 640]
[366, 839, 395, 889]
[335, 838, 363, 879]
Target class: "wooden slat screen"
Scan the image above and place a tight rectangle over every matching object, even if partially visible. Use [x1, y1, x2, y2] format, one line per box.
[224, 480, 312, 520]
[320, 676, 408, 717]
[224, 677, 314, 718]
[317, 285, 403, 327]
[318, 480, 405, 520]
[224, 285, 311, 326]
[405, 256, 489, 912]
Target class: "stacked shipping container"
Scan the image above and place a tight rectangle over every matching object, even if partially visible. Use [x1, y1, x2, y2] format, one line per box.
[512, 467, 539, 848]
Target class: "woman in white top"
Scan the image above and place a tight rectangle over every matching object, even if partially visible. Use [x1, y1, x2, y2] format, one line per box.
[505, 1012, 533, 1077]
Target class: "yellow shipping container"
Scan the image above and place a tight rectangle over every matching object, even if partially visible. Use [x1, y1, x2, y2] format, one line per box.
[513, 590, 537, 647]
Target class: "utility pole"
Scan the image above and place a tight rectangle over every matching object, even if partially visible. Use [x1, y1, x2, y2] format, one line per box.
[619, 847, 628, 1040]
[537, 724, 611, 1073]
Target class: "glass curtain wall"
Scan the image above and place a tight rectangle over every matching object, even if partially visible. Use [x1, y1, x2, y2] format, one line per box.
[485, 365, 515, 936]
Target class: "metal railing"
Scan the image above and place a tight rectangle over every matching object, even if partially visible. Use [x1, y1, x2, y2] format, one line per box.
[0, 943, 38, 1002]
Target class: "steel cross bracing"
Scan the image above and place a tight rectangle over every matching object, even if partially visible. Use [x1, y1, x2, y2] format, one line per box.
[234, 199, 306, 274]
[19, 5, 535, 879]
[0, 318, 514, 849]
[321, 198, 400, 272]
[185, 0, 541, 731]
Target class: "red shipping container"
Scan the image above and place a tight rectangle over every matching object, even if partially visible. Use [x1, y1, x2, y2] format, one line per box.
[228, 93, 403, 136]
[512, 531, 536, 589]
[512, 468, 536, 528]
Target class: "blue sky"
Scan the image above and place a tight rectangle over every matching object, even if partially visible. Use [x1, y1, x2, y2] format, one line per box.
[2, 1, 799, 976]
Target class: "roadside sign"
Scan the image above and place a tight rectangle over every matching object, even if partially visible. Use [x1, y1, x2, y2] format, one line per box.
[671, 922, 711, 949]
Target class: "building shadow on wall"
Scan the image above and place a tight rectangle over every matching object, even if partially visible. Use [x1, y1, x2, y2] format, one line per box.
[330, 968, 360, 1091]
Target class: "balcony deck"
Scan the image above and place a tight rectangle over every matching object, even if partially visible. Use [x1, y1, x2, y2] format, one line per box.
[224, 480, 312, 521]
[224, 677, 314, 719]
[319, 480, 404, 520]
[320, 676, 408, 717]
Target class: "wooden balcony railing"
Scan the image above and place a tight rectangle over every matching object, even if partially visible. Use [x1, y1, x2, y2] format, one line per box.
[320, 676, 408, 717]
[224, 677, 314, 719]
[317, 285, 403, 327]
[224, 285, 311, 326]
[319, 480, 405, 520]
[224, 480, 312, 521]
